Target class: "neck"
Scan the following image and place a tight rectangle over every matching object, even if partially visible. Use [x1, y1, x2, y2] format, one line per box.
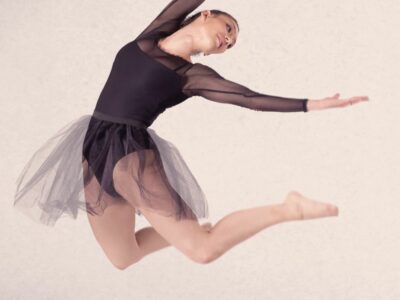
[158, 28, 198, 63]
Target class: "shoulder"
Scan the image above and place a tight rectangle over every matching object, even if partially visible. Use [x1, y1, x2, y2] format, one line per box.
[186, 63, 224, 79]
[134, 31, 163, 44]
[187, 62, 217, 73]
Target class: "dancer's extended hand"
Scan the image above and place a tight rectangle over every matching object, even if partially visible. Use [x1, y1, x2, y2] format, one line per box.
[308, 93, 369, 111]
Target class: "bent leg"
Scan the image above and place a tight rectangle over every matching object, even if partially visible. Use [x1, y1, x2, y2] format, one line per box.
[84, 167, 172, 270]
[85, 151, 210, 269]
[86, 201, 142, 270]
[112, 150, 214, 263]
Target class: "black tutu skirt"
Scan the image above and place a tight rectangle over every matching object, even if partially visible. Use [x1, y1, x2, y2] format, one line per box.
[13, 111, 209, 227]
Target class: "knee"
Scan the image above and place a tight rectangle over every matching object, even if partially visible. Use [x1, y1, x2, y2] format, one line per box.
[110, 255, 143, 270]
[186, 243, 221, 264]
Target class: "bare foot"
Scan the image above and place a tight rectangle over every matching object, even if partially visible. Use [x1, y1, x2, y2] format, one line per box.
[283, 191, 339, 220]
[201, 222, 212, 232]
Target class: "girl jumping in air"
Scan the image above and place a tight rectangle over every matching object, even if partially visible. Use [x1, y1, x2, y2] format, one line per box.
[14, 0, 368, 269]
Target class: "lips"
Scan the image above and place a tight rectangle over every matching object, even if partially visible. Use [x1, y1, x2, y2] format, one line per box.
[216, 33, 223, 48]
[216, 35, 221, 48]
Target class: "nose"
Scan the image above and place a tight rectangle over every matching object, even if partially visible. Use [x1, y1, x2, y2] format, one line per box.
[224, 31, 234, 48]
[224, 34, 231, 48]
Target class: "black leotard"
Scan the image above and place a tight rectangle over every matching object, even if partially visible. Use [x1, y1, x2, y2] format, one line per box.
[94, 0, 308, 128]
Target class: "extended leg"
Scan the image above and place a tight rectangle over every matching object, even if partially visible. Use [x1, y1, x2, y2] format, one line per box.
[139, 190, 338, 264]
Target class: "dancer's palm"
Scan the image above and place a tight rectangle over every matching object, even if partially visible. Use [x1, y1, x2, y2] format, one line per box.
[312, 93, 369, 110]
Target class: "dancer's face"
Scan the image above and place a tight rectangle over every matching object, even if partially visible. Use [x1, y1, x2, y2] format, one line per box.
[195, 10, 239, 56]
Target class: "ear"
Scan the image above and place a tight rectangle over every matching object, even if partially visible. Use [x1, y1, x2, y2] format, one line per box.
[200, 10, 212, 19]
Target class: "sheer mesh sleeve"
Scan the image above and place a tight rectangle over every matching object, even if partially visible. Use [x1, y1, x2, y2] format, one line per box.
[135, 0, 205, 41]
[182, 63, 309, 113]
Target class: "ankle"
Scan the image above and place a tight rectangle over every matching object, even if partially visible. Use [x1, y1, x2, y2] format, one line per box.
[280, 202, 302, 221]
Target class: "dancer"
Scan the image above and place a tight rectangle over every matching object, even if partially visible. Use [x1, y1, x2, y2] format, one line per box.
[14, 0, 368, 269]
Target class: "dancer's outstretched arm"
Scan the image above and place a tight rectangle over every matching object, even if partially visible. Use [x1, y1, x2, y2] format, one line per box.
[182, 63, 369, 112]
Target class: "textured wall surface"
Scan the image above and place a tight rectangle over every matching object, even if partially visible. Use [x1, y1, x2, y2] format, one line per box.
[2, 0, 399, 299]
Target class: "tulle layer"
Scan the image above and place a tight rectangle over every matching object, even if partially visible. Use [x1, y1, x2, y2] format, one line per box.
[14, 113, 209, 226]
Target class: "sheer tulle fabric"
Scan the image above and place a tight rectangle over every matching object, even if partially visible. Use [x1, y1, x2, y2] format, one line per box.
[14, 114, 208, 226]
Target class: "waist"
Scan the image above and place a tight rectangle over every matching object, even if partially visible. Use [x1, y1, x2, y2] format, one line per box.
[92, 111, 149, 128]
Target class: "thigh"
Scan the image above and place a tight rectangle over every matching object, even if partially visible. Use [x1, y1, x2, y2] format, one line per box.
[84, 166, 141, 265]
[112, 150, 180, 216]
[139, 206, 208, 257]
[112, 152, 209, 260]
[86, 201, 138, 254]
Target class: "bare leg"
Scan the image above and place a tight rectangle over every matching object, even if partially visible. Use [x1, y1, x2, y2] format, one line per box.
[110, 150, 338, 265]
[83, 155, 214, 270]
[205, 191, 339, 259]
[283, 191, 339, 220]
[135, 222, 212, 257]
[86, 202, 212, 270]
[139, 190, 339, 264]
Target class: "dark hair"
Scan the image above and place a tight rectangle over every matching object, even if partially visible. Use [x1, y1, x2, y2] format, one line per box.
[179, 9, 240, 33]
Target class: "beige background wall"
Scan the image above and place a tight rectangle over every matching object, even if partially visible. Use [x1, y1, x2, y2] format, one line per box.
[1, 0, 399, 299]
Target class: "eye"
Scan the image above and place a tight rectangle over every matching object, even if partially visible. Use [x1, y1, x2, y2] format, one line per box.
[226, 23, 233, 49]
